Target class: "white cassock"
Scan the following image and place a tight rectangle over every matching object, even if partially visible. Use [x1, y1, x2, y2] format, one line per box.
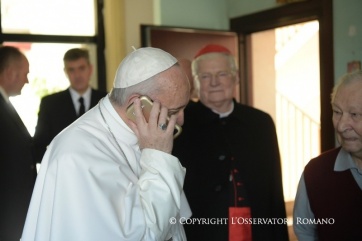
[22, 96, 192, 241]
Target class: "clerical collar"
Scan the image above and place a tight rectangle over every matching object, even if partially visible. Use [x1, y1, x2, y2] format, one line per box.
[212, 101, 234, 118]
[0, 86, 9, 103]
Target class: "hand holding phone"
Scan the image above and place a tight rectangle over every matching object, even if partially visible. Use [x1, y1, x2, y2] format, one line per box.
[126, 96, 182, 138]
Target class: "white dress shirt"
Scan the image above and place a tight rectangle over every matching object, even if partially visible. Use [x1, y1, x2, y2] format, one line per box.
[69, 86, 91, 113]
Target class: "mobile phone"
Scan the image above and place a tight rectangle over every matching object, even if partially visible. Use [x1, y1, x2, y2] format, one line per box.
[126, 96, 182, 138]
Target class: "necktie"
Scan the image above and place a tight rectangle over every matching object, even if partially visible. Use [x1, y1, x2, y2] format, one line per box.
[78, 97, 85, 116]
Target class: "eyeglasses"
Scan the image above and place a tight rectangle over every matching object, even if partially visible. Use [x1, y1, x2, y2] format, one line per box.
[196, 71, 234, 82]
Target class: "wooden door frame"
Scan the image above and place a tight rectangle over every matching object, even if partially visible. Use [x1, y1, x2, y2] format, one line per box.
[230, 0, 334, 152]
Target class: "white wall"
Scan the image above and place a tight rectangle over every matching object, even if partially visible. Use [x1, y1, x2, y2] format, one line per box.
[333, 0, 362, 80]
[130, 0, 362, 84]
[159, 0, 229, 30]
[124, 0, 155, 52]
[227, 0, 279, 18]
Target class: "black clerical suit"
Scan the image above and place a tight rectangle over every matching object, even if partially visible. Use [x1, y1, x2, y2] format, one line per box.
[173, 100, 289, 241]
[33, 88, 107, 162]
[0, 94, 37, 241]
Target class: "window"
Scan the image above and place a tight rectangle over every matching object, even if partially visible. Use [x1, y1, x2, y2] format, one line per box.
[1, 0, 95, 35]
[1, 0, 105, 135]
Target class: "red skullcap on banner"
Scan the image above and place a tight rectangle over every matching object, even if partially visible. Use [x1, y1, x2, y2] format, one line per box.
[194, 44, 232, 59]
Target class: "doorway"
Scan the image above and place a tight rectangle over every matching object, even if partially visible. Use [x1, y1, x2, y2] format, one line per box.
[250, 20, 321, 202]
[249, 22, 321, 240]
[230, 2, 334, 238]
[230, 0, 334, 152]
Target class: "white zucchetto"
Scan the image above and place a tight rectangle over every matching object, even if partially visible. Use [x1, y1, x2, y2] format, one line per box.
[113, 47, 177, 88]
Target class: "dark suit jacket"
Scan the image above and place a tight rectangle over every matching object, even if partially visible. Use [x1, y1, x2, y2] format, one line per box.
[33, 88, 107, 162]
[172, 100, 289, 241]
[0, 94, 37, 241]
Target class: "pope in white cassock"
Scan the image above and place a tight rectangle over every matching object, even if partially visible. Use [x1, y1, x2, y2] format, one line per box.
[21, 47, 192, 241]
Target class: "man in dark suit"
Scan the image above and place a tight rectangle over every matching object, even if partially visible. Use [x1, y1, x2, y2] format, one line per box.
[0, 46, 37, 241]
[33, 48, 107, 162]
[172, 44, 289, 241]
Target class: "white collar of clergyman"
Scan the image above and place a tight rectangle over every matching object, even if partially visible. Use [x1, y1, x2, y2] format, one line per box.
[69, 86, 91, 111]
[0, 86, 10, 103]
[98, 96, 139, 175]
[212, 101, 234, 118]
